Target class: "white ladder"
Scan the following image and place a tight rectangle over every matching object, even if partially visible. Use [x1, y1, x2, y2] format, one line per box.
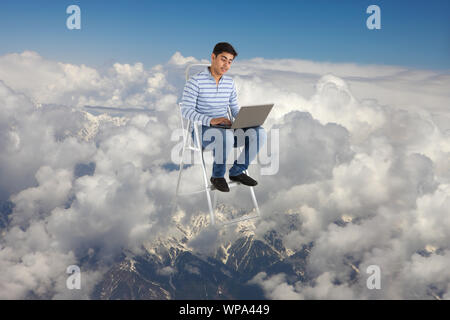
[174, 64, 260, 226]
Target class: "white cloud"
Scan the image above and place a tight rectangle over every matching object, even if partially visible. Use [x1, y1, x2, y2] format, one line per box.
[249, 272, 303, 299]
[297, 272, 356, 300]
[0, 50, 449, 299]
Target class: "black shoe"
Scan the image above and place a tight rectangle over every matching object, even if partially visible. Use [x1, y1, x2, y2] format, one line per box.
[229, 173, 258, 186]
[210, 177, 230, 192]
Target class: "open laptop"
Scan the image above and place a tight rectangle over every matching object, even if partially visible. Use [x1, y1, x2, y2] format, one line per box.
[211, 104, 274, 129]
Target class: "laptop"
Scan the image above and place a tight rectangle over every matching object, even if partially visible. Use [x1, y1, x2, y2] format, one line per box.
[211, 104, 274, 129]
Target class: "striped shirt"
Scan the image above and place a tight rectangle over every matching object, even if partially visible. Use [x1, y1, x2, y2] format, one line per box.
[180, 67, 240, 127]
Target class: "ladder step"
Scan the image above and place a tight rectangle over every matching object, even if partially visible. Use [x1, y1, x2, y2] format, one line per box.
[177, 189, 208, 196]
[220, 213, 260, 226]
[177, 181, 241, 196]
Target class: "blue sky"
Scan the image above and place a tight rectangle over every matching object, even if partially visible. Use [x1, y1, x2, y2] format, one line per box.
[0, 0, 449, 70]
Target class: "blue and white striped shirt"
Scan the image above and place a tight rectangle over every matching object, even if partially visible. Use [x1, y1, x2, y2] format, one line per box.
[180, 67, 240, 127]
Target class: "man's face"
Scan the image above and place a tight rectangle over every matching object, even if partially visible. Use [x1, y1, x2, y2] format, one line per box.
[211, 52, 234, 76]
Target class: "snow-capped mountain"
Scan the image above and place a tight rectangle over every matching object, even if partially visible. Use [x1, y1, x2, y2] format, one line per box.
[78, 109, 129, 142]
[91, 205, 312, 300]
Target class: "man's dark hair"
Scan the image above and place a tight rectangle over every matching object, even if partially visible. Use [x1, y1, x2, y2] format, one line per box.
[213, 42, 238, 58]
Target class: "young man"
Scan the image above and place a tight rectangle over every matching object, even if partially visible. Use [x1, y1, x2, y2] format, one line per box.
[180, 42, 266, 192]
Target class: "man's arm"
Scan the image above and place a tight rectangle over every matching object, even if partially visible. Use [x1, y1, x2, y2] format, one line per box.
[181, 78, 213, 126]
[229, 81, 240, 119]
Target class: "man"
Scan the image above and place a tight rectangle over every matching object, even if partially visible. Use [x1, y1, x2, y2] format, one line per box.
[180, 42, 266, 192]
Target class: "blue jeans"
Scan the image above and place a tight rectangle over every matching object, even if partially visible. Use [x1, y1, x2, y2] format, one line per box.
[192, 125, 267, 178]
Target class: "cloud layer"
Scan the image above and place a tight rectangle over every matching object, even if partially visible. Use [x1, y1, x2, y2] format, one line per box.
[0, 50, 449, 299]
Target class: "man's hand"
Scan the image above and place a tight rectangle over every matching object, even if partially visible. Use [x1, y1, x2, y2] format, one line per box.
[210, 117, 232, 126]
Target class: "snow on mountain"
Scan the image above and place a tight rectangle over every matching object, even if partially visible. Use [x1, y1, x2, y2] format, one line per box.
[91, 201, 308, 299]
[78, 110, 129, 142]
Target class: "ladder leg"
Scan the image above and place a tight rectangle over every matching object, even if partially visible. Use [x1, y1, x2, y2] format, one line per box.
[172, 125, 191, 217]
[194, 124, 216, 225]
[245, 169, 261, 216]
[212, 189, 218, 212]
[249, 186, 260, 216]
[175, 124, 189, 197]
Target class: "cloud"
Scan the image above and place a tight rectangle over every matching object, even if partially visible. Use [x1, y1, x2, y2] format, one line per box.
[249, 272, 303, 299]
[249, 271, 356, 300]
[0, 50, 449, 299]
